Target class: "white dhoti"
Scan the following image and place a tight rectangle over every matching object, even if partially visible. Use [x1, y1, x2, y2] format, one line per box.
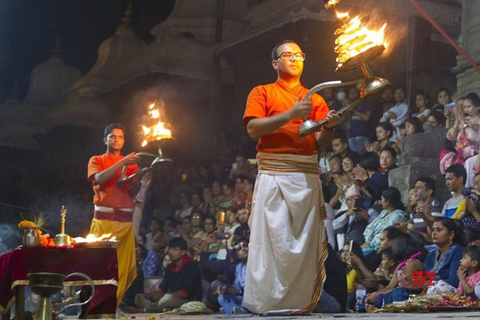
[243, 152, 328, 314]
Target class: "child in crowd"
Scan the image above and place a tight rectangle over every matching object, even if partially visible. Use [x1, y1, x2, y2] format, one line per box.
[457, 246, 480, 299]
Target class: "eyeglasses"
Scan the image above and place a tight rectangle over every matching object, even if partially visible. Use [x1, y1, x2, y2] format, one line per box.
[277, 52, 306, 62]
[342, 160, 353, 165]
[234, 242, 248, 251]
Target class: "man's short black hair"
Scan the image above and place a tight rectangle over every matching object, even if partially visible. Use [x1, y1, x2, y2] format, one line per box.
[445, 164, 467, 185]
[271, 40, 299, 60]
[104, 123, 126, 138]
[169, 237, 188, 250]
[416, 177, 436, 195]
[332, 131, 348, 144]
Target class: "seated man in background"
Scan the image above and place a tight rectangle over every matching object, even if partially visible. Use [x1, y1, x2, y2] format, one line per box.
[134, 238, 202, 312]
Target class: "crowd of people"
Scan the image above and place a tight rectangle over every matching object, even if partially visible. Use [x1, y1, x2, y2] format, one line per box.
[117, 83, 480, 314]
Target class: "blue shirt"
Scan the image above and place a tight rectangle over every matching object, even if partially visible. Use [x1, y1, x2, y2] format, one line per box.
[141, 250, 161, 277]
[424, 244, 463, 288]
[232, 261, 247, 295]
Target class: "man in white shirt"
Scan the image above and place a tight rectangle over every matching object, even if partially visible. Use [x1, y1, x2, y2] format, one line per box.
[379, 85, 409, 139]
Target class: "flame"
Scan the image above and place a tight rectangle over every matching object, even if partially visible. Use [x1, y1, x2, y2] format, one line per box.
[141, 102, 172, 147]
[324, 0, 340, 9]
[74, 233, 115, 243]
[334, 10, 387, 68]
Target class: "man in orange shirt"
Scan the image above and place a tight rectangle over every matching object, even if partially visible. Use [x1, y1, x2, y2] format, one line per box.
[87, 123, 147, 305]
[242, 40, 341, 314]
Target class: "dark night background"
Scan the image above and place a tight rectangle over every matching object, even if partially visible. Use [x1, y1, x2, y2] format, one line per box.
[0, 0, 175, 102]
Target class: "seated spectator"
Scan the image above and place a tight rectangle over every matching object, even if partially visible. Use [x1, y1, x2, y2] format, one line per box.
[191, 192, 203, 212]
[365, 122, 395, 155]
[373, 248, 399, 289]
[232, 175, 247, 206]
[348, 86, 374, 155]
[134, 238, 202, 312]
[229, 155, 250, 180]
[333, 185, 379, 246]
[174, 191, 193, 221]
[347, 227, 403, 293]
[405, 117, 424, 136]
[339, 241, 366, 311]
[362, 188, 406, 251]
[353, 152, 388, 205]
[204, 216, 221, 254]
[457, 246, 480, 299]
[146, 218, 162, 251]
[409, 177, 442, 236]
[219, 181, 235, 209]
[453, 173, 480, 231]
[432, 87, 452, 113]
[442, 164, 466, 218]
[426, 111, 446, 128]
[137, 233, 147, 247]
[234, 208, 250, 242]
[215, 239, 248, 314]
[212, 181, 224, 206]
[412, 92, 431, 122]
[379, 146, 397, 174]
[319, 149, 333, 174]
[422, 218, 463, 294]
[324, 155, 343, 207]
[439, 93, 480, 174]
[365, 233, 426, 307]
[332, 132, 359, 160]
[200, 187, 214, 216]
[136, 244, 161, 277]
[379, 85, 409, 140]
[224, 209, 241, 236]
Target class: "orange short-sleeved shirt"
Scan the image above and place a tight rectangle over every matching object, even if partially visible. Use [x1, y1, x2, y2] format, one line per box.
[87, 153, 138, 208]
[243, 80, 330, 155]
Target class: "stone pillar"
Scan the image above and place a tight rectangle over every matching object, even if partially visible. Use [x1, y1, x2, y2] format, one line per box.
[453, 0, 480, 96]
[389, 128, 450, 205]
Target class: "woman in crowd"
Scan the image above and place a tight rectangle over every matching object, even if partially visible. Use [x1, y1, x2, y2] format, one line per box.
[353, 152, 388, 205]
[426, 111, 447, 128]
[362, 188, 406, 252]
[365, 122, 395, 155]
[422, 218, 464, 294]
[174, 191, 193, 221]
[440, 92, 480, 174]
[412, 92, 431, 122]
[432, 87, 452, 112]
[379, 147, 397, 175]
[405, 117, 424, 136]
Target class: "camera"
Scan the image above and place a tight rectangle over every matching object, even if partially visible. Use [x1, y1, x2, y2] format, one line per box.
[354, 198, 364, 213]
